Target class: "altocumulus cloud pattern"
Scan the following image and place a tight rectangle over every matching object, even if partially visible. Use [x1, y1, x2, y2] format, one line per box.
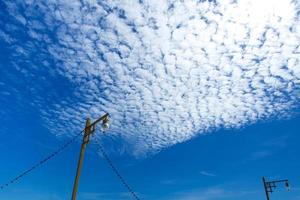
[1, 0, 300, 155]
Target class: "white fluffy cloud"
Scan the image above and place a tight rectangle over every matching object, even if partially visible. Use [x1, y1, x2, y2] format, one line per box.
[3, 0, 300, 155]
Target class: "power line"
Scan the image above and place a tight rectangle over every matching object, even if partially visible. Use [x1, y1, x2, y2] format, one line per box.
[94, 136, 141, 200]
[1, 122, 141, 200]
[0, 130, 83, 190]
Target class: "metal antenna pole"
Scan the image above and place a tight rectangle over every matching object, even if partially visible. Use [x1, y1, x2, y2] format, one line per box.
[262, 177, 270, 200]
[262, 177, 290, 200]
[71, 118, 92, 200]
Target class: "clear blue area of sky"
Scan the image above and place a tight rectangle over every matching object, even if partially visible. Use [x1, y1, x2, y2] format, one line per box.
[1, 1, 300, 200]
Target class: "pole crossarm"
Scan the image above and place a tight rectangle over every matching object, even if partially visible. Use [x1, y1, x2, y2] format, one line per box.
[267, 179, 288, 184]
[88, 113, 109, 129]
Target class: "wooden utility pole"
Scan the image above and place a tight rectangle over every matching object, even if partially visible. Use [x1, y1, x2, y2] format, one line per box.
[71, 113, 109, 200]
[262, 177, 270, 200]
[71, 118, 92, 200]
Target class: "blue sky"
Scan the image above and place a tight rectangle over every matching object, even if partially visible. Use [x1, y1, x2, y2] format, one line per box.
[1, 0, 300, 199]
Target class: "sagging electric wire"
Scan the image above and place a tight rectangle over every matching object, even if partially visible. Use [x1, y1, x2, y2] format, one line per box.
[94, 136, 141, 200]
[0, 130, 83, 190]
